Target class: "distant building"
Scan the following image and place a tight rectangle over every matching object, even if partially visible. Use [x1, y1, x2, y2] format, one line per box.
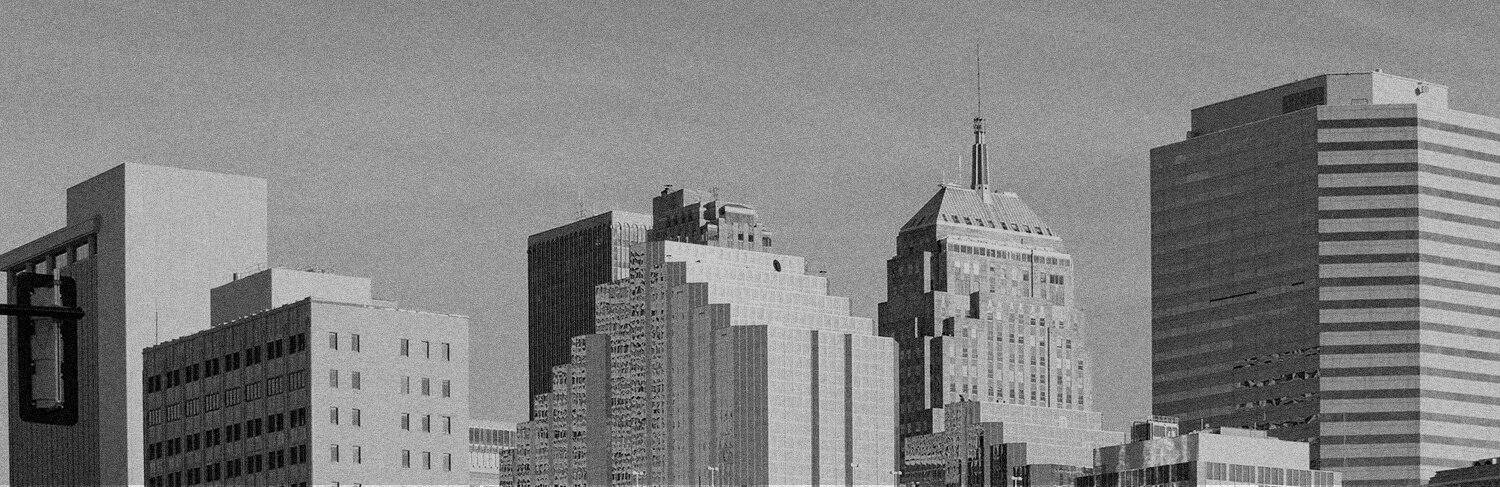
[1150, 71, 1500, 486]
[1429, 458, 1500, 487]
[882, 116, 1115, 486]
[2, 163, 267, 486]
[1129, 415, 1179, 442]
[1075, 427, 1342, 487]
[648, 186, 774, 250]
[526, 211, 650, 418]
[517, 189, 897, 486]
[468, 420, 517, 487]
[142, 268, 469, 487]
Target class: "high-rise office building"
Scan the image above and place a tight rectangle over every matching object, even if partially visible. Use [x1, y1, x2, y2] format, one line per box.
[517, 190, 897, 486]
[2, 163, 267, 486]
[526, 211, 650, 417]
[142, 268, 469, 486]
[880, 118, 1117, 485]
[1151, 72, 1500, 486]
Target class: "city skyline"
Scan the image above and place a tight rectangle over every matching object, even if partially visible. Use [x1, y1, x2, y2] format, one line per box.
[7, 2, 1500, 435]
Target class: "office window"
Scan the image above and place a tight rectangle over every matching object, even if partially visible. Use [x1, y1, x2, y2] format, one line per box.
[422, 414, 431, 432]
[402, 450, 411, 468]
[442, 343, 450, 361]
[400, 339, 409, 356]
[443, 415, 452, 434]
[423, 451, 431, 470]
[423, 341, 430, 358]
[351, 371, 361, 390]
[441, 379, 450, 398]
[351, 333, 361, 352]
[401, 413, 410, 430]
[421, 378, 430, 396]
[444, 453, 452, 471]
[354, 446, 362, 464]
[329, 370, 339, 388]
[401, 376, 410, 394]
[328, 332, 338, 350]
[352, 408, 361, 426]
[330, 444, 339, 462]
[329, 407, 339, 425]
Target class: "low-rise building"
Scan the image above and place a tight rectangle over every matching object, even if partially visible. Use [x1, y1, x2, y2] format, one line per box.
[1429, 458, 1500, 487]
[901, 399, 1122, 486]
[469, 420, 517, 487]
[142, 268, 469, 487]
[1075, 427, 1341, 487]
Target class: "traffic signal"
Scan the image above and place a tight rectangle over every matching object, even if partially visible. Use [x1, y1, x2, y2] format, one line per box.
[11, 272, 80, 426]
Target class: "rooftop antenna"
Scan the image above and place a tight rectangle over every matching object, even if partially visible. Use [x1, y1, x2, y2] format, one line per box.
[970, 20, 992, 198]
[574, 189, 587, 220]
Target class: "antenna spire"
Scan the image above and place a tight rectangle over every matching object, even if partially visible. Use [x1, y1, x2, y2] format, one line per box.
[970, 32, 990, 194]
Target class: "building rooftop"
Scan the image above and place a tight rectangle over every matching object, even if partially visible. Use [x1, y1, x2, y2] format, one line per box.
[900, 184, 1057, 238]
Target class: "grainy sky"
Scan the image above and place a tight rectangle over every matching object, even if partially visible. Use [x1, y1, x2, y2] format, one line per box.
[3, 1, 1499, 429]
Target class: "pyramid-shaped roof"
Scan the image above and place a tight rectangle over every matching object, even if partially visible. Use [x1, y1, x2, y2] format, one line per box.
[900, 185, 1057, 238]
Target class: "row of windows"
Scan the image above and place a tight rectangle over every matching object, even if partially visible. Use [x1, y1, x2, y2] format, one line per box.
[397, 338, 453, 360]
[147, 408, 309, 460]
[146, 445, 308, 487]
[6, 237, 92, 276]
[397, 412, 455, 434]
[147, 371, 308, 425]
[398, 375, 453, 397]
[938, 213, 1055, 236]
[946, 242, 1068, 265]
[398, 450, 453, 471]
[146, 333, 308, 393]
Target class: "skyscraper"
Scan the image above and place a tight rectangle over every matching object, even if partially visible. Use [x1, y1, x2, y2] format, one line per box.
[1151, 71, 1500, 486]
[143, 268, 469, 487]
[525, 211, 650, 416]
[2, 163, 267, 486]
[517, 190, 897, 486]
[880, 117, 1118, 485]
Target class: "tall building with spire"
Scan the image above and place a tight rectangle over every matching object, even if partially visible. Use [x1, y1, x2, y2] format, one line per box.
[881, 118, 1119, 485]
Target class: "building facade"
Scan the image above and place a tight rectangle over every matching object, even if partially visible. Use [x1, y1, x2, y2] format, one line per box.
[1075, 427, 1342, 487]
[527, 211, 650, 417]
[142, 268, 469, 486]
[2, 163, 267, 486]
[881, 118, 1113, 485]
[517, 189, 897, 486]
[1151, 72, 1500, 486]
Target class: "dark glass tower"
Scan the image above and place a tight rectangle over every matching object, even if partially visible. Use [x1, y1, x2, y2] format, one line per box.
[525, 211, 650, 417]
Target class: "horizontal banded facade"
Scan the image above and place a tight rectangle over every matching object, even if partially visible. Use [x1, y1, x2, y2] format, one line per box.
[1152, 73, 1500, 487]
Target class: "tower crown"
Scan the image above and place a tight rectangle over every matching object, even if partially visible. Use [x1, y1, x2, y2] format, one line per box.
[971, 117, 989, 193]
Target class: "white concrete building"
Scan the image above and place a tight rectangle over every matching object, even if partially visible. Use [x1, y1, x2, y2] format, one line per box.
[142, 268, 469, 486]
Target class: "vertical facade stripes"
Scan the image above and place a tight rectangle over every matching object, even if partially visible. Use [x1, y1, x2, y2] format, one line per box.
[525, 211, 650, 418]
[1152, 73, 1500, 487]
[517, 241, 897, 486]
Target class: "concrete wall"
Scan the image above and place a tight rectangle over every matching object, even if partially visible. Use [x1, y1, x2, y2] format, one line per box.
[211, 269, 371, 326]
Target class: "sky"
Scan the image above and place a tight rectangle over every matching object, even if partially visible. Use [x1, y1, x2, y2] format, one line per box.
[3, 1, 1500, 430]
